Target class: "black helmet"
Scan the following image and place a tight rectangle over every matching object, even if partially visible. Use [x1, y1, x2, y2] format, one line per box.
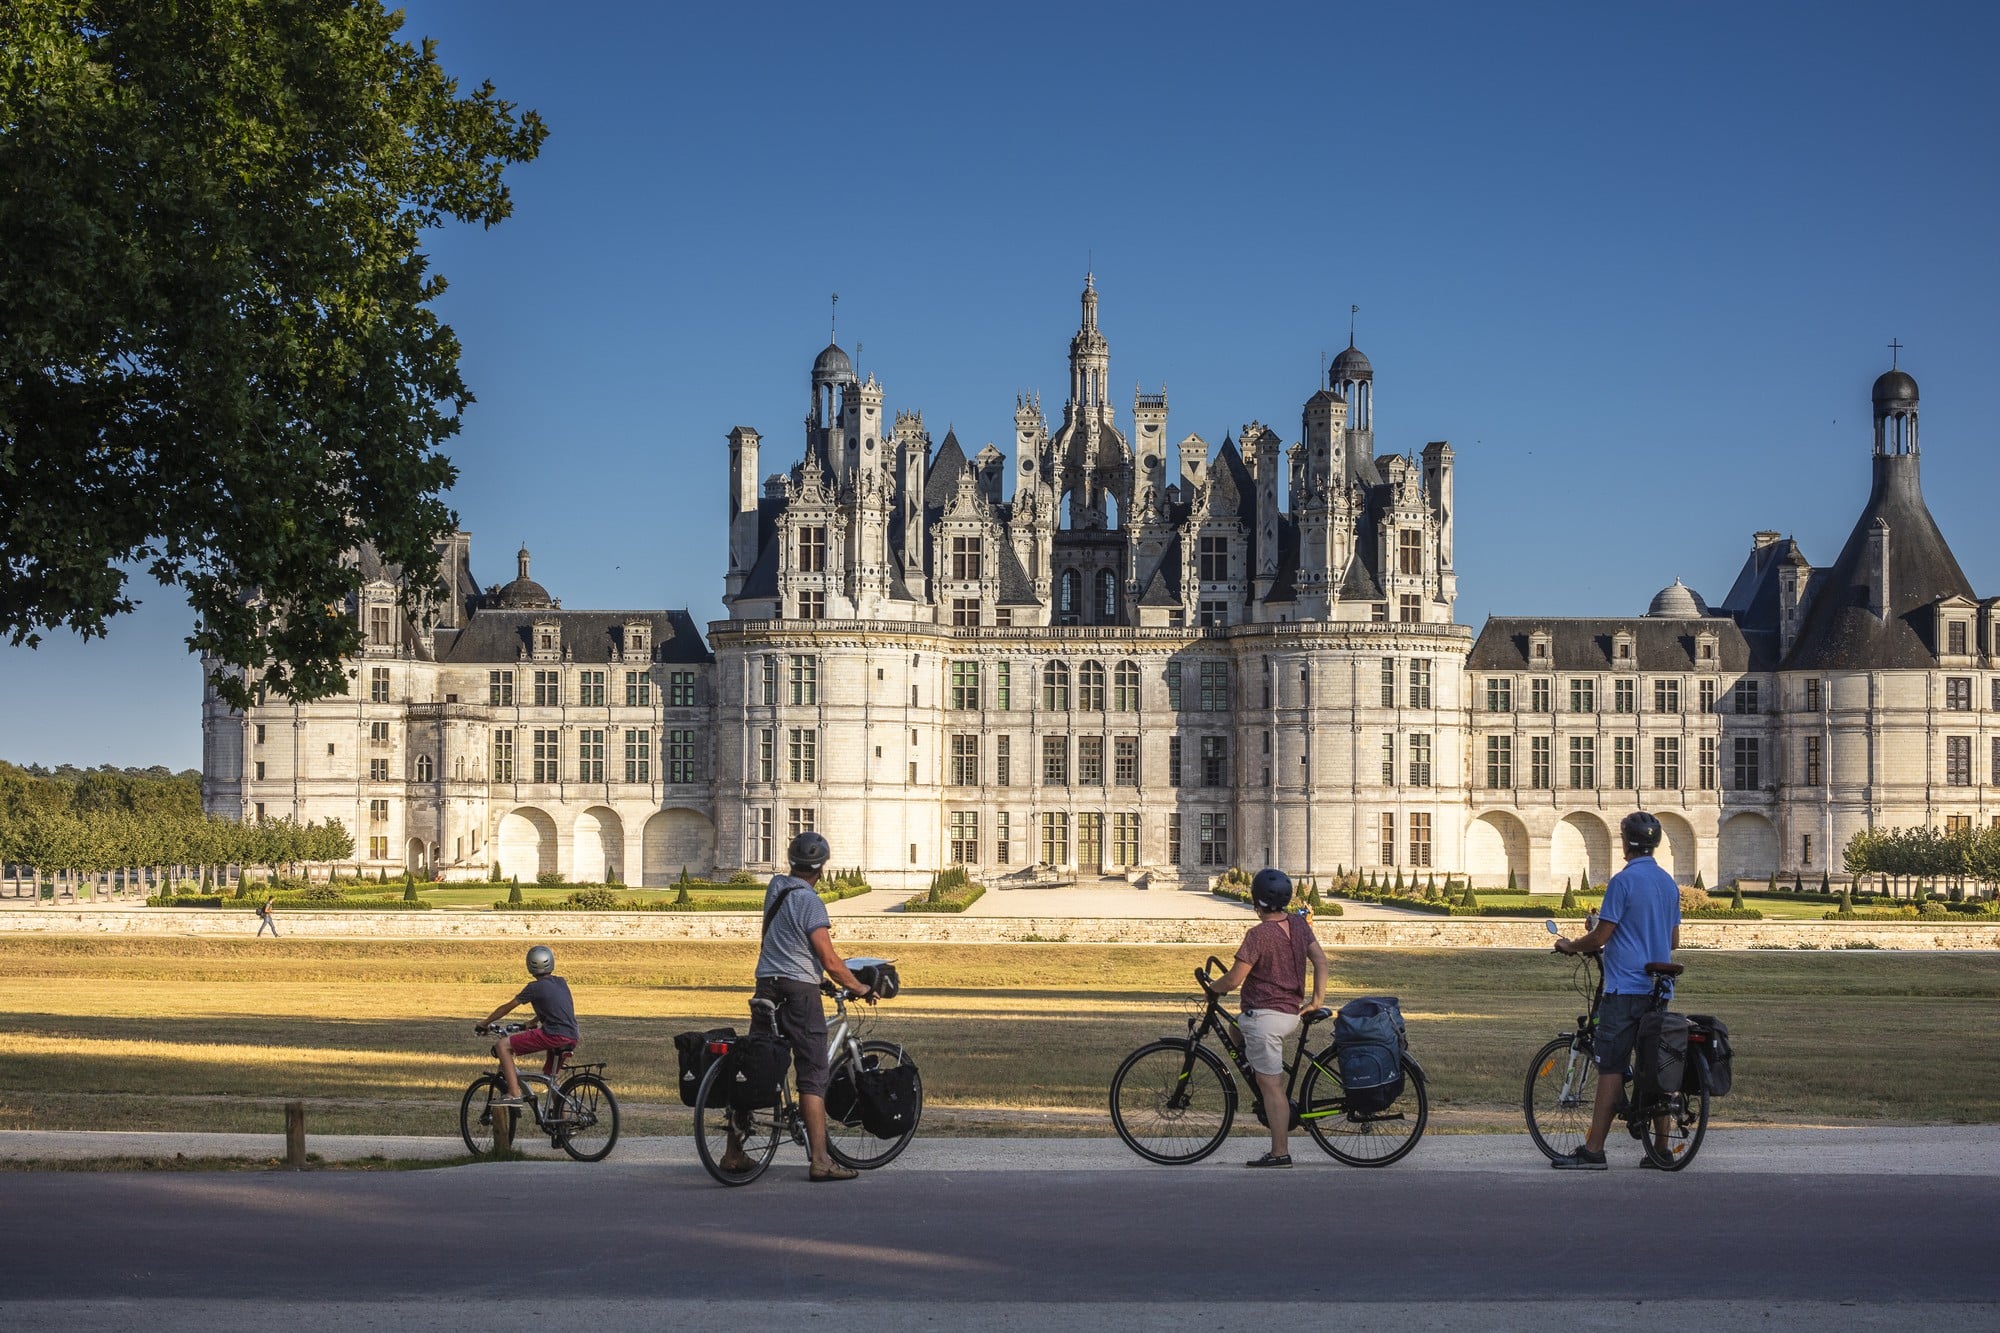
[848, 958, 900, 999]
[526, 944, 555, 977]
[1250, 868, 1294, 912]
[1621, 811, 1663, 855]
[787, 830, 831, 871]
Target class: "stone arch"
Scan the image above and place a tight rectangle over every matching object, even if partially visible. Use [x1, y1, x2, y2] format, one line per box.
[1465, 811, 1529, 888]
[572, 806, 624, 885]
[1718, 812, 1778, 887]
[1654, 810, 1698, 884]
[1552, 812, 1614, 888]
[405, 837, 428, 876]
[497, 807, 557, 882]
[643, 809, 716, 885]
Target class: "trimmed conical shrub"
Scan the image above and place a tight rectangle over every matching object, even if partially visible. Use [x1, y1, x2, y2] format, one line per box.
[1839, 883, 1854, 913]
[1560, 880, 1578, 910]
[1459, 883, 1479, 910]
[1506, 868, 1519, 893]
[1820, 870, 1832, 895]
[507, 880, 523, 905]
[1693, 871, 1706, 892]
[403, 875, 419, 903]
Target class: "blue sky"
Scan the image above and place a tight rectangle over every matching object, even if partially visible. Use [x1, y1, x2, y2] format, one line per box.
[7, 0, 1999, 770]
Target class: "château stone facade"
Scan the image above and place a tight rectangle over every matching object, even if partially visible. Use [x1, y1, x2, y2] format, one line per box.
[203, 283, 1999, 893]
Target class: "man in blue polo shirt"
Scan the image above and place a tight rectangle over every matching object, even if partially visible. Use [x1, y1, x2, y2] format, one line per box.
[1550, 810, 1681, 1170]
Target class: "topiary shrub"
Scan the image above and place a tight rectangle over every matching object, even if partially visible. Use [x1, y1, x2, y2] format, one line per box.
[1560, 880, 1578, 910]
[1731, 881, 1746, 910]
[1693, 871, 1705, 892]
[507, 880, 523, 905]
[489, 863, 503, 882]
[566, 887, 620, 910]
[536, 872, 563, 886]
[402, 876, 419, 903]
[1506, 868, 1518, 893]
[301, 883, 342, 904]
[1679, 886, 1712, 912]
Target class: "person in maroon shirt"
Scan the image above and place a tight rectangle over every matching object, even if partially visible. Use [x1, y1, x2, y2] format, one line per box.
[1205, 869, 1328, 1167]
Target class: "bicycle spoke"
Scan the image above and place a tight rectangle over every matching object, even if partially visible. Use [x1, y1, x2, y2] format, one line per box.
[1110, 1041, 1234, 1165]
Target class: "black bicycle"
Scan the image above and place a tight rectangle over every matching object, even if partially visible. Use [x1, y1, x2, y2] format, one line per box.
[1109, 954, 1428, 1166]
[1523, 921, 1709, 1170]
[460, 1022, 620, 1161]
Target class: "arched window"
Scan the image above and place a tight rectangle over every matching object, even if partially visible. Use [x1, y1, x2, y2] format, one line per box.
[1043, 660, 1070, 711]
[1059, 569, 1080, 616]
[1097, 570, 1118, 623]
[1114, 661, 1141, 711]
[1078, 660, 1106, 711]
[415, 754, 434, 783]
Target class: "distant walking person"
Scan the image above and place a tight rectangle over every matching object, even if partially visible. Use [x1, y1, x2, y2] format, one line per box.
[256, 895, 279, 937]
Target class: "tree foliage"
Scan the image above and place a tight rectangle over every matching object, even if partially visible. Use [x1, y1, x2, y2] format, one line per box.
[0, 1, 546, 707]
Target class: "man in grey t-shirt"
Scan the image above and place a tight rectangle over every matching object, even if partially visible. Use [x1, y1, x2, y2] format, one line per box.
[725, 830, 873, 1182]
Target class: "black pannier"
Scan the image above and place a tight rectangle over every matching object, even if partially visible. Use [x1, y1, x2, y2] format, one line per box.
[1634, 1010, 1691, 1103]
[854, 1062, 921, 1139]
[727, 1033, 792, 1112]
[673, 1027, 737, 1107]
[1333, 996, 1407, 1115]
[1685, 1014, 1734, 1097]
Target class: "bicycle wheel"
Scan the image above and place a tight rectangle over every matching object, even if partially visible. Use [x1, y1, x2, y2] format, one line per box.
[459, 1075, 522, 1157]
[1109, 1040, 1236, 1164]
[1299, 1049, 1429, 1166]
[555, 1073, 620, 1162]
[825, 1040, 922, 1170]
[693, 1057, 780, 1185]
[1643, 1086, 1710, 1171]
[1524, 1036, 1599, 1162]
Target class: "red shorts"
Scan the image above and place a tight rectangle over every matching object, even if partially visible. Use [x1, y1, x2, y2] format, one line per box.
[506, 1029, 577, 1074]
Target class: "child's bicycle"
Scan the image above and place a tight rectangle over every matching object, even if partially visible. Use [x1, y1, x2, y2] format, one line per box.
[460, 1022, 621, 1161]
[1108, 954, 1428, 1166]
[1523, 920, 1710, 1170]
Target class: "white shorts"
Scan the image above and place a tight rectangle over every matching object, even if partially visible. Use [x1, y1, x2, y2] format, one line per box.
[1238, 1008, 1301, 1076]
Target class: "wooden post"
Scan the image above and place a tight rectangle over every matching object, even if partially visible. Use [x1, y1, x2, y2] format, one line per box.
[285, 1101, 307, 1169]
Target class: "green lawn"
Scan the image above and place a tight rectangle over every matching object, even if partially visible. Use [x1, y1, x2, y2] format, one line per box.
[411, 885, 770, 910]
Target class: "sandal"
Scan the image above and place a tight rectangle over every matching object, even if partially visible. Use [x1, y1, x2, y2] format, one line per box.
[809, 1161, 858, 1182]
[1245, 1152, 1293, 1169]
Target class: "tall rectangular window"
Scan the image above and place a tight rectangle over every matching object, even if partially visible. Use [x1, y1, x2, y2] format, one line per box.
[1486, 735, 1512, 789]
[950, 536, 983, 581]
[1043, 661, 1070, 711]
[1380, 658, 1396, 707]
[995, 811, 1011, 865]
[1568, 736, 1595, 789]
[1946, 735, 1973, 787]
[1613, 679, 1635, 714]
[1612, 736, 1635, 790]
[1398, 594, 1421, 623]
[368, 836, 388, 859]
[1078, 812, 1103, 869]
[625, 671, 651, 707]
[1804, 735, 1822, 785]
[1113, 736, 1138, 787]
[1946, 677, 1973, 711]
[1198, 812, 1230, 866]
[1167, 812, 1183, 864]
[1569, 678, 1595, 713]
[1733, 679, 1760, 715]
[1077, 662, 1106, 711]
[1381, 732, 1396, 786]
[1408, 733, 1432, 787]
[1486, 678, 1512, 712]
[949, 811, 980, 864]
[1168, 734, 1183, 788]
[1199, 661, 1229, 711]
[532, 729, 559, 783]
[1654, 679, 1681, 713]
[576, 671, 605, 707]
[1409, 812, 1432, 868]
[1700, 679, 1717, 713]
[1166, 661, 1182, 711]
[759, 656, 778, 706]
[369, 605, 393, 645]
[950, 661, 981, 710]
[1992, 736, 2000, 786]
[577, 729, 605, 783]
[1531, 736, 1552, 790]
[1379, 812, 1396, 865]
[1114, 662, 1140, 711]
[1200, 735, 1228, 787]
[1042, 735, 1069, 786]
[1409, 658, 1432, 709]
[1653, 737, 1681, 789]
[1398, 528, 1423, 576]
[533, 670, 559, 707]
[1113, 813, 1140, 867]
[1041, 811, 1070, 865]
[1699, 736, 1718, 790]
[492, 730, 514, 783]
[788, 807, 816, 839]
[995, 661, 1011, 710]
[489, 670, 514, 706]
[797, 525, 826, 573]
[749, 808, 771, 864]
[670, 671, 696, 707]
[952, 597, 979, 627]
[1197, 535, 1228, 582]
[1949, 620, 1968, 655]
[368, 758, 389, 781]
[789, 655, 817, 706]
[624, 728, 652, 783]
[1530, 678, 1552, 713]
[668, 730, 696, 783]
[995, 734, 1012, 786]
[1803, 678, 1822, 712]
[1078, 735, 1103, 785]
[1731, 737, 1761, 790]
[755, 727, 775, 782]
[370, 667, 391, 703]
[787, 728, 818, 782]
[950, 734, 980, 786]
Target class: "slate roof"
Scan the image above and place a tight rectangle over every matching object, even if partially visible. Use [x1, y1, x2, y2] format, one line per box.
[1783, 454, 1977, 671]
[735, 495, 788, 599]
[923, 430, 970, 511]
[1137, 534, 1184, 606]
[994, 542, 1041, 608]
[434, 609, 712, 665]
[1467, 617, 1765, 673]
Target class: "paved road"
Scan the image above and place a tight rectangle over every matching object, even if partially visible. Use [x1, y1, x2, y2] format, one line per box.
[4, 1132, 1998, 1330]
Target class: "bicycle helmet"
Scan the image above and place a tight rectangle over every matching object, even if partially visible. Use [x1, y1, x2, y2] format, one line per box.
[1620, 811, 1664, 855]
[526, 944, 555, 977]
[787, 830, 831, 872]
[1249, 868, 1294, 912]
[847, 958, 901, 999]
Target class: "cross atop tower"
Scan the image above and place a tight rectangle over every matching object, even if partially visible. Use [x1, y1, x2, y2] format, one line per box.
[1888, 337, 1902, 368]
[831, 292, 839, 340]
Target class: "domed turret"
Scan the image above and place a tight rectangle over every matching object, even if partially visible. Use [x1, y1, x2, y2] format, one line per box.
[1329, 343, 1372, 384]
[812, 341, 855, 386]
[492, 545, 554, 610]
[1329, 337, 1373, 430]
[1645, 578, 1709, 618]
[1872, 355, 1919, 457]
[1872, 368, 1918, 407]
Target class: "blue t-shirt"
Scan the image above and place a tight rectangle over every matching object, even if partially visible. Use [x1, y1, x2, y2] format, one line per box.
[755, 874, 832, 986]
[1597, 855, 1680, 995]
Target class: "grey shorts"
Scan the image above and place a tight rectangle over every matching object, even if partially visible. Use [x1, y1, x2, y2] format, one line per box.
[754, 976, 830, 1097]
[1593, 992, 1654, 1073]
[1238, 1008, 1300, 1077]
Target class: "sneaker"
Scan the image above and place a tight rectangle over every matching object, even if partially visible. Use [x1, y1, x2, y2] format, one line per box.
[1638, 1154, 1663, 1170]
[492, 1092, 529, 1107]
[1245, 1152, 1293, 1169]
[809, 1161, 859, 1182]
[1550, 1146, 1608, 1170]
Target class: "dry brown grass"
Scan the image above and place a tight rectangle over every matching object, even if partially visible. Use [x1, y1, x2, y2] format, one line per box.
[1, 938, 1995, 1135]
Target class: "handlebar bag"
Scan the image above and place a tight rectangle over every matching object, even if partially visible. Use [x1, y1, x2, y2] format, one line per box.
[727, 1033, 792, 1112]
[853, 1060, 920, 1140]
[1684, 1014, 1733, 1098]
[674, 1027, 738, 1108]
[1333, 996, 1407, 1115]
[1634, 1011, 1691, 1104]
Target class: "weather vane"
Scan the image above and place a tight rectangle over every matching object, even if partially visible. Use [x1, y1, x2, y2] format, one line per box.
[831, 292, 838, 341]
[1350, 304, 1359, 345]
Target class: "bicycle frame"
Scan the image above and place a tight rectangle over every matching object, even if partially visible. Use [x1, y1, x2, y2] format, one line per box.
[1544, 950, 1677, 1123]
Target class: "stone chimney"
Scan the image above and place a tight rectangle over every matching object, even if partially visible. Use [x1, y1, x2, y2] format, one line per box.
[1865, 517, 1891, 620]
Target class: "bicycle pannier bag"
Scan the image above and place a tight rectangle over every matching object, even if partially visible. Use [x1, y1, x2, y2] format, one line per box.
[854, 1061, 920, 1140]
[824, 1056, 868, 1127]
[1634, 1010, 1690, 1103]
[1684, 1014, 1733, 1098]
[1333, 996, 1406, 1115]
[727, 1033, 792, 1112]
[673, 1027, 737, 1107]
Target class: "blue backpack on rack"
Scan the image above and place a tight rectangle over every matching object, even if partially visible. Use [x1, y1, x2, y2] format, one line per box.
[1333, 996, 1407, 1114]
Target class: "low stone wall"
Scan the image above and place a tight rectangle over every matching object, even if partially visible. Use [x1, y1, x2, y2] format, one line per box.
[0, 909, 1995, 950]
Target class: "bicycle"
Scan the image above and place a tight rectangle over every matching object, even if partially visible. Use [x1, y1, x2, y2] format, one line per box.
[459, 1022, 621, 1162]
[1523, 920, 1709, 1170]
[691, 965, 921, 1186]
[1108, 954, 1428, 1166]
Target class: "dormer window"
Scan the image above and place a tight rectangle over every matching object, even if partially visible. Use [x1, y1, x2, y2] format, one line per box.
[1948, 620, 1968, 656]
[1529, 631, 1552, 662]
[797, 526, 827, 574]
[1696, 632, 1718, 664]
[625, 621, 649, 660]
[1613, 630, 1635, 664]
[538, 628, 555, 652]
[950, 536, 983, 581]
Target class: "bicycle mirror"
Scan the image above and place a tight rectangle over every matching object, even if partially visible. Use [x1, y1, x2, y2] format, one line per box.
[1544, 920, 1560, 935]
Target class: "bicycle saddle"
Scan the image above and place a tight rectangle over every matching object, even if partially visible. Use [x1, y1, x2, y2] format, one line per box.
[1644, 962, 1685, 978]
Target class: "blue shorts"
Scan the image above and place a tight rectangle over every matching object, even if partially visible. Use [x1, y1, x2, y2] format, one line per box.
[1593, 993, 1654, 1073]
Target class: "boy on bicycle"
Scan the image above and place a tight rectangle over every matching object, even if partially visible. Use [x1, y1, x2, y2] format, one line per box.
[723, 831, 875, 1182]
[1204, 868, 1327, 1168]
[1551, 811, 1681, 1170]
[476, 944, 578, 1106]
